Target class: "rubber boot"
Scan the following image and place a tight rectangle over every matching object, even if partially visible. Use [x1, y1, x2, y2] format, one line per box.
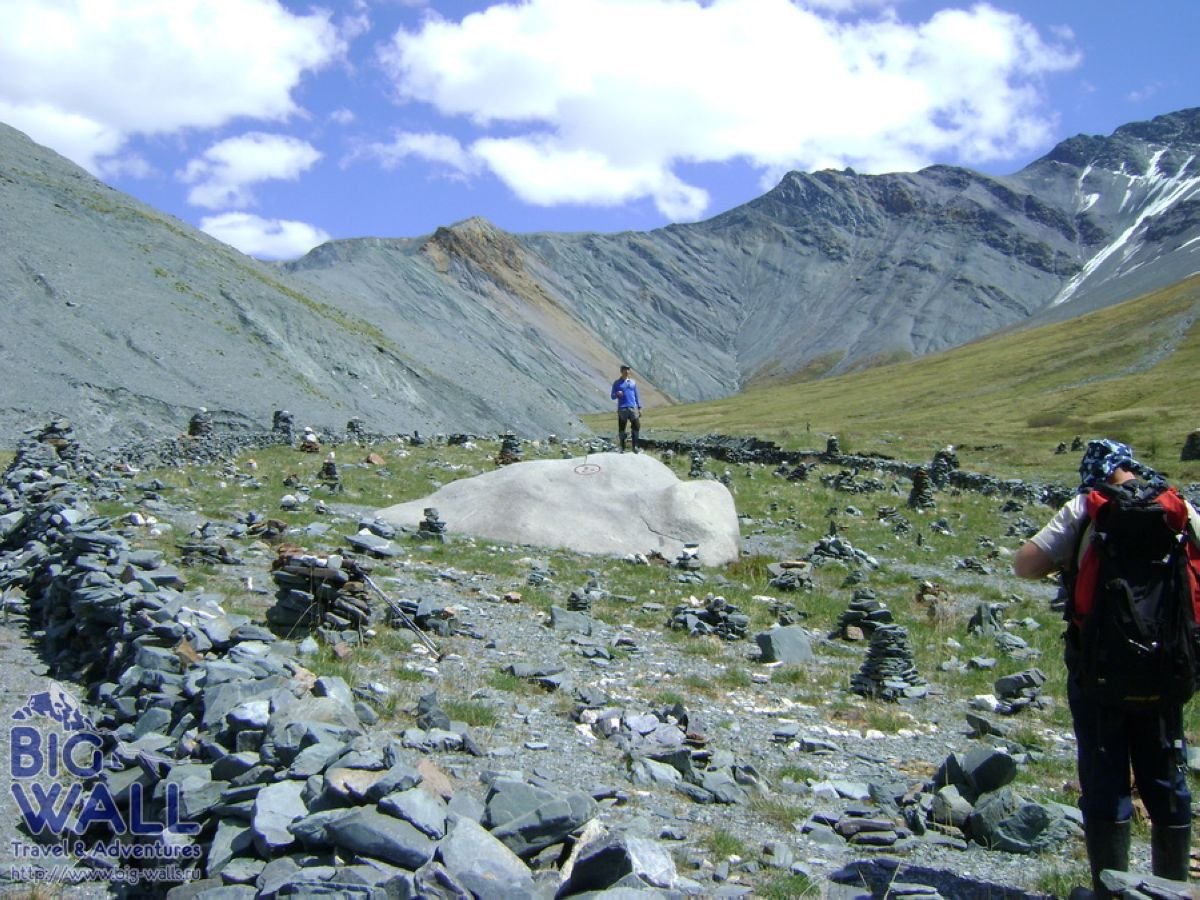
[1084, 818, 1131, 899]
[1151, 823, 1191, 883]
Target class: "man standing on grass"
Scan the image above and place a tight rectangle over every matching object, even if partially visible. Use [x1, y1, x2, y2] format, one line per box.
[610, 364, 642, 453]
[1013, 439, 1200, 897]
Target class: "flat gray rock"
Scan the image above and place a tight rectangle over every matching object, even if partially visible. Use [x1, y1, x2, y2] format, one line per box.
[251, 779, 308, 855]
[438, 814, 537, 895]
[325, 807, 437, 869]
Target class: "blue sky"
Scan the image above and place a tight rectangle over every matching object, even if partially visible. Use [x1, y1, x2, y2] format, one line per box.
[2, 0, 1195, 259]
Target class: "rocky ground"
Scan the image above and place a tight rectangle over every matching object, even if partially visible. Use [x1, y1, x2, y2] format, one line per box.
[0, 424, 1196, 899]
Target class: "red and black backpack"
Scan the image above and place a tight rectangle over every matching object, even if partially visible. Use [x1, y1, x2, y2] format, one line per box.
[1067, 481, 1200, 709]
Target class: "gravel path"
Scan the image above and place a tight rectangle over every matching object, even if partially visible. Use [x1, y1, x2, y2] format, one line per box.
[0, 618, 111, 899]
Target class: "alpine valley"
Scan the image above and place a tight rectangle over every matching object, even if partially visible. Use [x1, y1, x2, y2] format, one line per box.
[1, 107, 1198, 447]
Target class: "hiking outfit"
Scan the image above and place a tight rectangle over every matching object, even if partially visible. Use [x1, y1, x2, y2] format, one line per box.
[1026, 440, 1200, 894]
[611, 375, 642, 452]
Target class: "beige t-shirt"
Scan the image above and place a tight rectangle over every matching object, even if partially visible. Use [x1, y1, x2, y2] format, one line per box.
[1030, 492, 1200, 568]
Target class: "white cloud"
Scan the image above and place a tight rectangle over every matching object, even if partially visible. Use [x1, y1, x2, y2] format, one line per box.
[200, 211, 330, 260]
[180, 133, 323, 210]
[475, 136, 709, 219]
[377, 0, 1080, 220]
[0, 0, 344, 172]
[353, 131, 480, 176]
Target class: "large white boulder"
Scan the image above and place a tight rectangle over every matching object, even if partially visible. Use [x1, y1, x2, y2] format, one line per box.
[374, 452, 740, 566]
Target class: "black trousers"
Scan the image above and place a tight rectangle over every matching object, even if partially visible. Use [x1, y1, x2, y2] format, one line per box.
[1068, 672, 1191, 826]
[617, 407, 640, 446]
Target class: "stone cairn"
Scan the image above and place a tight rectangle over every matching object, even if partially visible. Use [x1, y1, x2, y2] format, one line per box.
[345, 417, 367, 442]
[567, 577, 607, 613]
[271, 408, 295, 442]
[667, 594, 749, 640]
[768, 560, 814, 593]
[268, 548, 381, 645]
[580, 701, 769, 806]
[916, 580, 955, 625]
[928, 444, 959, 488]
[496, 432, 522, 465]
[688, 451, 706, 479]
[850, 623, 927, 700]
[416, 506, 448, 543]
[187, 407, 214, 437]
[674, 542, 701, 571]
[876, 505, 912, 535]
[823, 435, 841, 457]
[822, 468, 886, 493]
[835, 588, 893, 640]
[774, 461, 814, 482]
[809, 533, 877, 569]
[1183, 429, 1200, 461]
[317, 452, 341, 491]
[907, 466, 936, 509]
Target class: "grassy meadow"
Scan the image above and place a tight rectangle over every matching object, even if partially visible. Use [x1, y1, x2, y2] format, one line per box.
[598, 273, 1200, 484]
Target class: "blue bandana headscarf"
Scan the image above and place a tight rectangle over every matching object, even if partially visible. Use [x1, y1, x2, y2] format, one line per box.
[1077, 438, 1166, 493]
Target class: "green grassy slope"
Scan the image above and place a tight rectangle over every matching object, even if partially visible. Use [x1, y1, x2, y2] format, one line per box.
[605, 274, 1200, 481]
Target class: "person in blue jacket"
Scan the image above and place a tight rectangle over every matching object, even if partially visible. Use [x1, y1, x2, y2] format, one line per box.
[610, 364, 642, 453]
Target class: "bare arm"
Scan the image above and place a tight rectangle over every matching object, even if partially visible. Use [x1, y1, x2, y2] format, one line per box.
[1012, 540, 1058, 579]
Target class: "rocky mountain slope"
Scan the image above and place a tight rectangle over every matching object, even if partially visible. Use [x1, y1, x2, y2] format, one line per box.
[1, 109, 1199, 447]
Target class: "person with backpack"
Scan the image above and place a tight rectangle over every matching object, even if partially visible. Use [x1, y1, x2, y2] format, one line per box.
[1014, 438, 1200, 896]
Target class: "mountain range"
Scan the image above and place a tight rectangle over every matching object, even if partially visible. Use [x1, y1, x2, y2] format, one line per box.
[1, 107, 1198, 447]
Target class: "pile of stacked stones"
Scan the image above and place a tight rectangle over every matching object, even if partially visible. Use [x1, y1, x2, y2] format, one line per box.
[820, 469, 887, 493]
[666, 594, 749, 640]
[578, 700, 768, 806]
[808, 533, 878, 569]
[687, 451, 706, 478]
[767, 560, 814, 593]
[0, 423, 704, 898]
[928, 445, 959, 488]
[1183, 429, 1200, 461]
[915, 580, 955, 625]
[495, 432, 522, 465]
[272, 409, 296, 442]
[772, 742, 1078, 867]
[876, 505, 913, 534]
[188, 407, 215, 437]
[566, 577, 607, 613]
[834, 588, 893, 640]
[317, 453, 341, 491]
[924, 746, 1078, 854]
[416, 507, 448, 544]
[773, 461, 815, 482]
[849, 623, 927, 700]
[673, 542, 701, 571]
[908, 467, 936, 509]
[991, 668, 1050, 714]
[268, 549, 381, 645]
